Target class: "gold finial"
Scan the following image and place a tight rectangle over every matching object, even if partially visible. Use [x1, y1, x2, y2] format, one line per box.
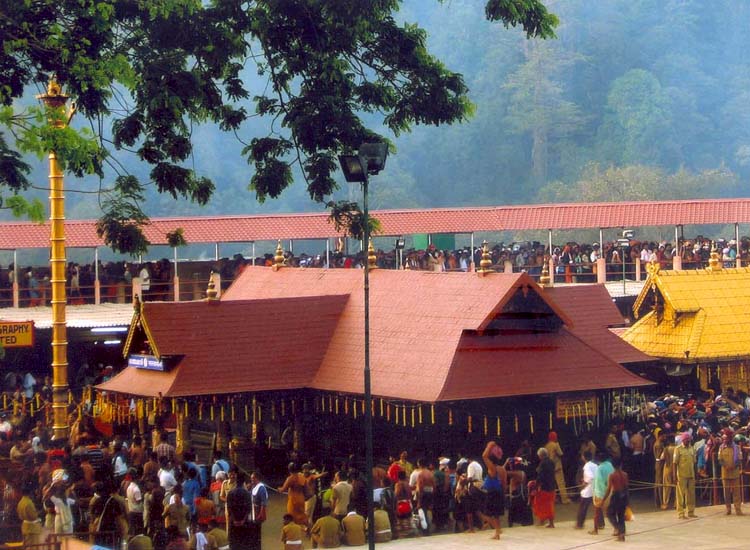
[707, 241, 722, 271]
[646, 260, 660, 277]
[272, 240, 285, 271]
[36, 77, 69, 110]
[47, 79, 63, 97]
[476, 241, 493, 275]
[538, 255, 551, 287]
[367, 240, 378, 269]
[133, 292, 141, 311]
[206, 272, 218, 300]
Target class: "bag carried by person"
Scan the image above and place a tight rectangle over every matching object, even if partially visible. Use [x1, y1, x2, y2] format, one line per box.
[625, 506, 635, 521]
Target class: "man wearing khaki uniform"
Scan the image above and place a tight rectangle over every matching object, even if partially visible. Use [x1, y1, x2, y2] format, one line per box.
[673, 433, 696, 519]
[718, 430, 743, 515]
[545, 431, 571, 504]
[17, 485, 42, 546]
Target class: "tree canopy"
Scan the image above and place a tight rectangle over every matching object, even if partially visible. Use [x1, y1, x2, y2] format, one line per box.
[0, 0, 556, 253]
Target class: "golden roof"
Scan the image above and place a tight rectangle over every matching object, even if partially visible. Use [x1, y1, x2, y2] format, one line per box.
[623, 266, 750, 361]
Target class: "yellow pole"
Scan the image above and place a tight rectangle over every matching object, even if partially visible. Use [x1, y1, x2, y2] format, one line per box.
[37, 79, 71, 441]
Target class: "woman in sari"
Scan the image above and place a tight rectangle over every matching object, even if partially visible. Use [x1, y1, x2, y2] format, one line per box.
[533, 447, 556, 528]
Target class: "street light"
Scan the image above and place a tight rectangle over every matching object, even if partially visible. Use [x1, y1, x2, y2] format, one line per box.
[338, 142, 388, 550]
[395, 238, 405, 269]
[617, 232, 632, 296]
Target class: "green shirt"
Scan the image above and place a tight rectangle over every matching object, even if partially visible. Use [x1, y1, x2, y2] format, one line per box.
[593, 460, 613, 499]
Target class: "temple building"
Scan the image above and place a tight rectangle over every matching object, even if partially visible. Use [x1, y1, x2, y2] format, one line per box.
[97, 248, 652, 470]
[622, 251, 750, 393]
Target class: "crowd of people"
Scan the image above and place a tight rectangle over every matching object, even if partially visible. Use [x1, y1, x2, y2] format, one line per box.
[2, 233, 748, 308]
[2, 383, 750, 549]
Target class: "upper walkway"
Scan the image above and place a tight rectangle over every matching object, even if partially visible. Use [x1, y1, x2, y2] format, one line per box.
[1, 198, 750, 248]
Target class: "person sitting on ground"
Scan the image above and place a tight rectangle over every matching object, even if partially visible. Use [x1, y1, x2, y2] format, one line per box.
[341, 505, 366, 546]
[281, 513, 304, 550]
[205, 518, 228, 550]
[369, 501, 392, 543]
[311, 508, 342, 548]
[129, 533, 154, 550]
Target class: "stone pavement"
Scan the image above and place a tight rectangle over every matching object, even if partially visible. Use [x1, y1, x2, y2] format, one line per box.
[381, 506, 745, 549]
[262, 490, 747, 550]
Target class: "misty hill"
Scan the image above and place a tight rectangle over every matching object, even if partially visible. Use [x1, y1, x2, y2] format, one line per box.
[15, 0, 750, 222]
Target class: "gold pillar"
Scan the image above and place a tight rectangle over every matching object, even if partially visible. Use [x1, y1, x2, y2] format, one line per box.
[37, 79, 71, 441]
[175, 410, 190, 457]
[216, 419, 229, 455]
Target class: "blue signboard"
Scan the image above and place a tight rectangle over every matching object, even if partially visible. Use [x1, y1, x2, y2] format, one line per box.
[128, 354, 165, 371]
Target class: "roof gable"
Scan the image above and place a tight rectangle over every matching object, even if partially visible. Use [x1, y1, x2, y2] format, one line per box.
[438, 328, 651, 401]
[544, 285, 651, 364]
[477, 273, 572, 332]
[625, 267, 750, 361]
[104, 295, 348, 397]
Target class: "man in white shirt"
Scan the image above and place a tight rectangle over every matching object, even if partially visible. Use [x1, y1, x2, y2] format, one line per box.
[139, 263, 151, 301]
[23, 372, 36, 399]
[640, 246, 650, 264]
[0, 414, 13, 441]
[331, 470, 353, 521]
[158, 458, 178, 498]
[590, 244, 600, 263]
[126, 471, 144, 535]
[575, 451, 598, 529]
[466, 457, 483, 483]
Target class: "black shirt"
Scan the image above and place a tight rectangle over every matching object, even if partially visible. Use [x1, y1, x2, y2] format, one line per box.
[537, 458, 556, 492]
[226, 486, 252, 526]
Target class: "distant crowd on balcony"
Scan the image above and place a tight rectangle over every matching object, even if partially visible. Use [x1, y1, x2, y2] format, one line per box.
[1, 234, 747, 308]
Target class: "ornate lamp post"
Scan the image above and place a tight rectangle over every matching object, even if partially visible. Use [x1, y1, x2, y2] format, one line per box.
[37, 79, 73, 440]
[339, 142, 388, 550]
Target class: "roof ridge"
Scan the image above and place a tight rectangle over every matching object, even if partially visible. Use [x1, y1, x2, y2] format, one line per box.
[686, 309, 706, 358]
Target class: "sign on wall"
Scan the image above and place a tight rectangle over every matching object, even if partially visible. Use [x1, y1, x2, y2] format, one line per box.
[0, 321, 34, 347]
[128, 354, 165, 371]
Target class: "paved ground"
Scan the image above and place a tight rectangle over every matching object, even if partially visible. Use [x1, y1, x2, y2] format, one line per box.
[260, 489, 747, 550]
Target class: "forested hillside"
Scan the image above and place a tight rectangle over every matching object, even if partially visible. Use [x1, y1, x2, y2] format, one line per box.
[15, 0, 750, 220]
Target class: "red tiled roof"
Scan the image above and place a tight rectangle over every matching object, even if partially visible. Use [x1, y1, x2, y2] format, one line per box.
[4, 198, 750, 248]
[224, 267, 651, 401]
[97, 365, 178, 397]
[543, 285, 652, 365]
[99, 267, 653, 401]
[438, 330, 651, 401]
[224, 268, 537, 401]
[98, 295, 348, 397]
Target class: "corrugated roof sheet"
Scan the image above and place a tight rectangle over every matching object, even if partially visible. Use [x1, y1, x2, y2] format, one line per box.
[0, 303, 134, 329]
[623, 267, 750, 361]
[3, 198, 750, 248]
